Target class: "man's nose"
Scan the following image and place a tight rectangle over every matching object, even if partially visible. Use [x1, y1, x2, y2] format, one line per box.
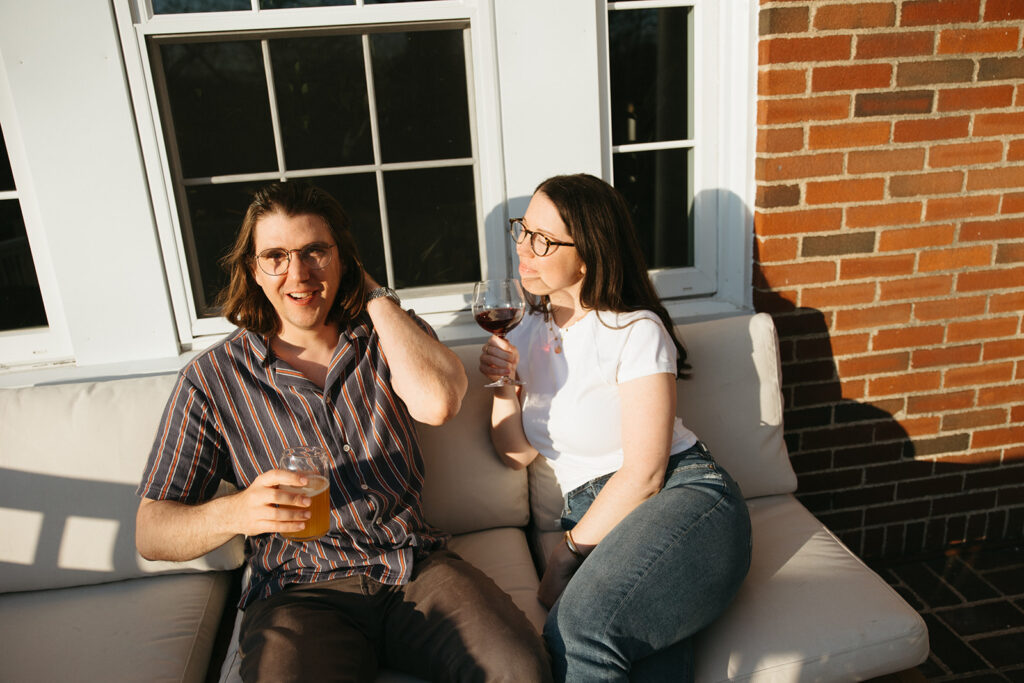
[285, 251, 312, 279]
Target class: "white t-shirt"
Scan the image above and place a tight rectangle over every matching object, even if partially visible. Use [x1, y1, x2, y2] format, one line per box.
[507, 309, 697, 494]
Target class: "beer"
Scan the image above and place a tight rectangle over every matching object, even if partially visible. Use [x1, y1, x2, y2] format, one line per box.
[279, 474, 331, 540]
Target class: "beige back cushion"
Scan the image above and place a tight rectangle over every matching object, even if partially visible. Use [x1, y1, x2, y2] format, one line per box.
[0, 374, 245, 594]
[530, 313, 796, 531]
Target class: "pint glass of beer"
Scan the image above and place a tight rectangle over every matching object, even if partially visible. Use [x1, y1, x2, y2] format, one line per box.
[277, 445, 331, 540]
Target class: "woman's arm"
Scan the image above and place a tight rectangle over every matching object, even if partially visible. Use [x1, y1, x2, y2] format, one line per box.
[537, 371, 677, 607]
[480, 334, 539, 469]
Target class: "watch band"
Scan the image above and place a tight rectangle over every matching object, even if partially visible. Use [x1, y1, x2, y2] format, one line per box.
[367, 286, 401, 306]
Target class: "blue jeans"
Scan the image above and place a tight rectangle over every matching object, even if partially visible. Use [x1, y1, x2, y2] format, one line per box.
[545, 441, 752, 683]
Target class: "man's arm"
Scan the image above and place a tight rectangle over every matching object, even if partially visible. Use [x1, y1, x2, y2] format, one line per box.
[364, 275, 468, 425]
[136, 469, 314, 562]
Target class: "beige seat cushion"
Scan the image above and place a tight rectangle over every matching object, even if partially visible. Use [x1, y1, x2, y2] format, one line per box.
[0, 570, 234, 683]
[535, 495, 929, 682]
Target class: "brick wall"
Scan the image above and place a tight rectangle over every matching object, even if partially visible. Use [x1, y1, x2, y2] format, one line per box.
[755, 0, 1024, 560]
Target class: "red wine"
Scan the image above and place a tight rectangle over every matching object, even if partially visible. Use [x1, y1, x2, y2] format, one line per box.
[475, 307, 524, 335]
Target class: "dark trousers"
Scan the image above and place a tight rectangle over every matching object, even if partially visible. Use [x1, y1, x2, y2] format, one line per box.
[239, 549, 552, 683]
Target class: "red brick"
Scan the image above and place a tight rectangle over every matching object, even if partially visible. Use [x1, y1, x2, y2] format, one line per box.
[839, 352, 911, 376]
[874, 324, 946, 351]
[937, 85, 1016, 112]
[926, 194, 1001, 221]
[897, 59, 975, 86]
[755, 208, 843, 236]
[760, 35, 852, 65]
[907, 389, 975, 413]
[997, 242, 1024, 263]
[841, 253, 917, 279]
[901, 0, 981, 26]
[809, 122, 892, 151]
[929, 140, 1005, 167]
[985, 0, 1024, 20]
[947, 316, 1021, 341]
[984, 338, 1024, 360]
[754, 288, 799, 313]
[756, 153, 844, 181]
[879, 274, 954, 300]
[759, 96, 851, 125]
[856, 31, 935, 59]
[830, 332, 873, 356]
[869, 371, 942, 397]
[801, 282, 877, 308]
[990, 290, 1024, 312]
[758, 127, 805, 154]
[835, 303, 913, 330]
[938, 27, 1020, 54]
[919, 245, 993, 272]
[978, 384, 1024, 406]
[757, 261, 837, 287]
[890, 170, 964, 196]
[759, 68, 807, 96]
[815, 2, 896, 29]
[968, 165, 1024, 191]
[849, 148, 925, 174]
[962, 217, 1024, 241]
[760, 6, 810, 35]
[942, 408, 1008, 431]
[1003, 191, 1024, 213]
[840, 378, 867, 400]
[956, 266, 1024, 291]
[915, 294, 988, 320]
[812, 64, 893, 92]
[878, 224, 955, 251]
[913, 344, 982, 367]
[947, 361, 1016, 388]
[975, 112, 1024, 137]
[898, 416, 943, 438]
[806, 178, 886, 205]
[1009, 141, 1024, 162]
[856, 91, 934, 117]
[979, 56, 1024, 81]
[848, 202, 924, 228]
[894, 116, 971, 143]
[971, 425, 1024, 448]
[754, 236, 800, 262]
[1014, 405, 1024, 422]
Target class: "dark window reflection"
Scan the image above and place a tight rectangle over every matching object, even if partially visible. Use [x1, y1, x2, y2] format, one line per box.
[0, 200, 48, 331]
[371, 30, 471, 163]
[0, 132, 13, 191]
[261, 0, 353, 7]
[270, 35, 374, 169]
[385, 165, 478, 288]
[153, 0, 250, 14]
[304, 174, 386, 285]
[609, 7, 692, 146]
[613, 149, 692, 269]
[160, 41, 277, 178]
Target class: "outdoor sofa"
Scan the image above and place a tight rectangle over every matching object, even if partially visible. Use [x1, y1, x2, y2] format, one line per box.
[0, 312, 929, 681]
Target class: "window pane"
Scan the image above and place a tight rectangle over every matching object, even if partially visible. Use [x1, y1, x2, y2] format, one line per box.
[371, 30, 471, 163]
[153, 0, 250, 14]
[385, 165, 478, 288]
[269, 35, 373, 169]
[613, 149, 693, 269]
[0, 200, 48, 331]
[303, 174, 386, 285]
[159, 41, 277, 178]
[0, 132, 13, 192]
[261, 0, 353, 8]
[609, 7, 692, 146]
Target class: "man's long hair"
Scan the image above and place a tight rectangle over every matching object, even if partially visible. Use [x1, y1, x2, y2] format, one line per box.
[532, 173, 689, 376]
[216, 182, 367, 337]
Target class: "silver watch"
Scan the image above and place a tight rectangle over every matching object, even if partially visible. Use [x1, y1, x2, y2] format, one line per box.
[367, 286, 401, 306]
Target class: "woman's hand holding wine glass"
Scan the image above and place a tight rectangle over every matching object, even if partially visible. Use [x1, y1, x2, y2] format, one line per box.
[472, 279, 526, 388]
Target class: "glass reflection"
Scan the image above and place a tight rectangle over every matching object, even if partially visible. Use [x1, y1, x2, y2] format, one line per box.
[0, 200, 48, 330]
[609, 7, 692, 146]
[613, 149, 692, 269]
[385, 165, 479, 288]
[303, 174, 386, 285]
[371, 30, 471, 163]
[153, 0, 249, 14]
[269, 35, 374, 169]
[160, 41, 277, 178]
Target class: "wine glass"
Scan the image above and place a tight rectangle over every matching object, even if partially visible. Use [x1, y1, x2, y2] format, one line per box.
[472, 279, 526, 388]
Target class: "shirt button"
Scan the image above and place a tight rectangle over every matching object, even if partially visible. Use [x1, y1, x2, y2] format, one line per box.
[343, 445, 352, 453]
[361, 483, 369, 490]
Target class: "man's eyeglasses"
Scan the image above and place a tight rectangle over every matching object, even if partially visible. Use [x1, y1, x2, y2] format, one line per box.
[508, 218, 575, 257]
[254, 243, 337, 276]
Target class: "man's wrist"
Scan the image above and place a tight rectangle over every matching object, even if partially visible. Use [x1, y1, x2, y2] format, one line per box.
[367, 286, 400, 307]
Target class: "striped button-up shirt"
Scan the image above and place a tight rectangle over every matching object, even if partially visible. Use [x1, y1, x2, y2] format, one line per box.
[137, 312, 448, 608]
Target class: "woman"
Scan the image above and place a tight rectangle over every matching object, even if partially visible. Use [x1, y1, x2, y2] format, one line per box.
[479, 174, 752, 682]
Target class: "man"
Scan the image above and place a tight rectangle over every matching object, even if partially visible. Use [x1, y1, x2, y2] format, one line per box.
[136, 182, 550, 682]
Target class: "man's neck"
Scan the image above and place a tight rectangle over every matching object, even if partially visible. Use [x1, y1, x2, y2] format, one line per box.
[271, 324, 340, 388]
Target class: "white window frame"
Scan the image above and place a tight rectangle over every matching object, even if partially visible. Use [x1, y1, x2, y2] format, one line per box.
[115, 0, 509, 347]
[0, 57, 73, 370]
